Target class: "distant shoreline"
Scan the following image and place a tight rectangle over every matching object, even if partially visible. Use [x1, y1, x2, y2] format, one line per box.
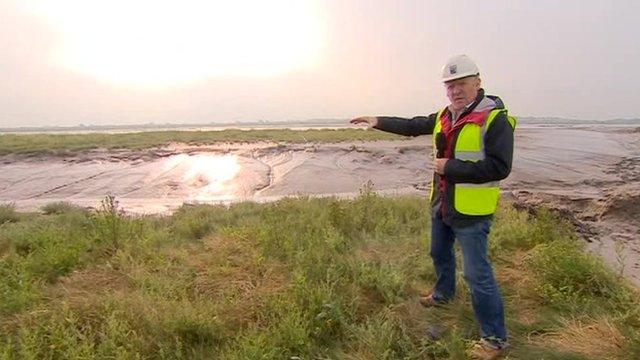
[1, 117, 639, 134]
[0, 122, 352, 135]
[1, 122, 638, 136]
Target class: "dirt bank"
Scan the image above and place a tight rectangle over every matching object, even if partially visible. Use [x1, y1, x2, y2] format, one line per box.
[505, 126, 640, 286]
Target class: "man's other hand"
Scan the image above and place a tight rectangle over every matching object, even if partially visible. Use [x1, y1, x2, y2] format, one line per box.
[349, 116, 378, 128]
[435, 158, 449, 175]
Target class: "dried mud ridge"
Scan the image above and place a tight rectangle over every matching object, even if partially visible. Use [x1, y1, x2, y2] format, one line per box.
[511, 156, 640, 233]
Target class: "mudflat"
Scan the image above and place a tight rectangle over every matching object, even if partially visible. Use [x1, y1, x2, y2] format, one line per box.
[1, 125, 638, 285]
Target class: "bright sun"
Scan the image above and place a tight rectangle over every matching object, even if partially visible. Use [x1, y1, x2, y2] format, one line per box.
[26, 0, 325, 86]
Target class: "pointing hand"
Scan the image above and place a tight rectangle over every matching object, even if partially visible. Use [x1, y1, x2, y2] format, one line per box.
[349, 116, 378, 128]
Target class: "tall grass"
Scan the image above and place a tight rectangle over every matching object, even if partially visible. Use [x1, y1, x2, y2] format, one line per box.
[0, 204, 19, 225]
[0, 195, 638, 359]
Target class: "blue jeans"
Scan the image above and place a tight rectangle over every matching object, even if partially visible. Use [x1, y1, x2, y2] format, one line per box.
[430, 215, 507, 342]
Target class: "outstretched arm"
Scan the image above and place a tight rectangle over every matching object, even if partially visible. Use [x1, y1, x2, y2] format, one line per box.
[350, 113, 438, 137]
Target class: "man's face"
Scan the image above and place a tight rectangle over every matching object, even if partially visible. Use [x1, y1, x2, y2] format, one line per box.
[445, 76, 481, 111]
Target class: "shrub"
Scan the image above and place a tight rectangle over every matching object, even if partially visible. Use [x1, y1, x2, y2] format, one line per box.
[41, 201, 87, 215]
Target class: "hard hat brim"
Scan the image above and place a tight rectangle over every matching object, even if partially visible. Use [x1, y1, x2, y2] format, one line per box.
[442, 72, 480, 83]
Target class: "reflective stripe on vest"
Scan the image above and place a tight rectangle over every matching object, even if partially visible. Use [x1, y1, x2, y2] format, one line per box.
[431, 107, 516, 216]
[429, 109, 446, 203]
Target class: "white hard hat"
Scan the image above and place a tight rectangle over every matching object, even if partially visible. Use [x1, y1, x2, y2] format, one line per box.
[441, 54, 480, 82]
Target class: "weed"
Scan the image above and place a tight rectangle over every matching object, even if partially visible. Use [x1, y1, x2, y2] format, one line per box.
[91, 195, 127, 250]
[0, 203, 19, 225]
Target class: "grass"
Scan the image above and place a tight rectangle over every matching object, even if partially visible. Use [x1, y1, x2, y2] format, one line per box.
[40, 202, 88, 215]
[0, 128, 405, 156]
[0, 204, 20, 225]
[0, 192, 638, 359]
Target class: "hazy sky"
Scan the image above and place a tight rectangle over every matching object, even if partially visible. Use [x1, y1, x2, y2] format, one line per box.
[1, 0, 639, 127]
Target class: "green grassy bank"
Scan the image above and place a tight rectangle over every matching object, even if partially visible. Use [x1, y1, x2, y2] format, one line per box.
[0, 192, 638, 359]
[0, 129, 404, 156]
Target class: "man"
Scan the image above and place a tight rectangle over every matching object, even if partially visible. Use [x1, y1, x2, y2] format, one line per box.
[350, 55, 515, 359]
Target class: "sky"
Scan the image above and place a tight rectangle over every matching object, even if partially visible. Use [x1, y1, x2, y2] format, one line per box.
[1, 0, 639, 128]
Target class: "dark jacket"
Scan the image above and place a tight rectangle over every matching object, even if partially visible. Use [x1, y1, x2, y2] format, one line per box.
[373, 89, 514, 226]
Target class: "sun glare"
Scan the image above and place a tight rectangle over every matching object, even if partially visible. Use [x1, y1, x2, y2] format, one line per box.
[164, 154, 242, 202]
[26, 0, 325, 86]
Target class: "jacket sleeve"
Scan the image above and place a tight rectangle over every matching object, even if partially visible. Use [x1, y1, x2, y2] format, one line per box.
[373, 113, 437, 136]
[443, 112, 514, 183]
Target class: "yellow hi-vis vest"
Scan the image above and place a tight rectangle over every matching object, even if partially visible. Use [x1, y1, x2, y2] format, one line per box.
[430, 108, 517, 216]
